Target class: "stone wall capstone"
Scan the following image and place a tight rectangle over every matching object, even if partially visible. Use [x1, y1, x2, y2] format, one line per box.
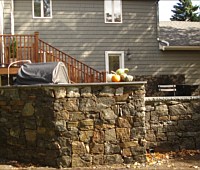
[0, 82, 147, 168]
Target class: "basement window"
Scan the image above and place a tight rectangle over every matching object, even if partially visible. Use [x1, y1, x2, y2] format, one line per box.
[104, 0, 122, 23]
[33, 0, 52, 18]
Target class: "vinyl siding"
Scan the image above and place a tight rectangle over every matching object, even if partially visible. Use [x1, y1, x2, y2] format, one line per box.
[3, 0, 11, 34]
[158, 51, 200, 85]
[0, 0, 3, 34]
[12, 0, 200, 85]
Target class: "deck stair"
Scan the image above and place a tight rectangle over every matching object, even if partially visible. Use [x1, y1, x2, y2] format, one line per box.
[0, 32, 106, 84]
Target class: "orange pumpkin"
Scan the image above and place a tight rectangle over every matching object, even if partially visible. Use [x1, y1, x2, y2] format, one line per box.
[112, 74, 121, 82]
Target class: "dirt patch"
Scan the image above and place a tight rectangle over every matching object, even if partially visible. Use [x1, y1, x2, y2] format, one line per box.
[0, 150, 200, 170]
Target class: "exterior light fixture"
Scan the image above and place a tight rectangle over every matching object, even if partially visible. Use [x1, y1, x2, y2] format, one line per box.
[126, 48, 132, 60]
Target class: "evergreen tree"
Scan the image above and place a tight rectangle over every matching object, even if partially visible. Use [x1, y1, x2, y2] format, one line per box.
[170, 0, 200, 21]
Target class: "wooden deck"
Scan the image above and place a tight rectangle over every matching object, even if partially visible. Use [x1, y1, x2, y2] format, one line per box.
[0, 32, 106, 84]
[0, 67, 19, 75]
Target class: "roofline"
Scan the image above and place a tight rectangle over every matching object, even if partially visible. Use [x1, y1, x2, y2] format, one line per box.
[160, 46, 200, 51]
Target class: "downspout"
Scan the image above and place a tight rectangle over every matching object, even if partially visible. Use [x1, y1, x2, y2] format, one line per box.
[156, 0, 160, 49]
[157, 38, 169, 46]
[11, 0, 14, 35]
[157, 38, 170, 50]
[0, 0, 4, 35]
[156, 0, 159, 38]
[156, 0, 170, 51]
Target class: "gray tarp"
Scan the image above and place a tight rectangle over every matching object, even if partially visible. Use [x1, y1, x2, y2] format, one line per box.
[16, 62, 70, 85]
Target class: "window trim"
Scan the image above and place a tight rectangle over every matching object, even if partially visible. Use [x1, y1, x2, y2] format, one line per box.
[105, 51, 124, 73]
[104, 0, 123, 23]
[32, 0, 52, 19]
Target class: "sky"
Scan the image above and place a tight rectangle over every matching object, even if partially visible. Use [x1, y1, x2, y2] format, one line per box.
[159, 0, 200, 21]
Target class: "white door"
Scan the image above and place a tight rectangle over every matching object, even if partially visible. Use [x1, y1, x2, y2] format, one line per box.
[105, 51, 124, 73]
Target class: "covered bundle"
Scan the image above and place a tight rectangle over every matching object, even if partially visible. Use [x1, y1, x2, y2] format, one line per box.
[16, 62, 70, 85]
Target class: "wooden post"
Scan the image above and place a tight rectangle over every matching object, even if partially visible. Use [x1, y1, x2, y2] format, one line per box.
[90, 73, 94, 83]
[102, 71, 107, 82]
[34, 32, 39, 62]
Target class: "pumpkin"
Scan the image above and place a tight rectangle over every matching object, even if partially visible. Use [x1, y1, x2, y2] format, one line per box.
[125, 75, 134, 82]
[120, 73, 127, 82]
[106, 74, 114, 82]
[116, 68, 129, 75]
[112, 74, 121, 82]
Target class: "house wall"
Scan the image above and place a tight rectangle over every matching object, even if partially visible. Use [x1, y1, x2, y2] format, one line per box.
[158, 50, 200, 85]
[3, 0, 11, 34]
[11, 0, 200, 85]
[158, 22, 200, 85]
[0, 0, 4, 34]
[13, 0, 158, 71]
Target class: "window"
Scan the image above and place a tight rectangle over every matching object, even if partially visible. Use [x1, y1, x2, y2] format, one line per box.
[105, 51, 124, 73]
[104, 0, 122, 23]
[32, 0, 52, 18]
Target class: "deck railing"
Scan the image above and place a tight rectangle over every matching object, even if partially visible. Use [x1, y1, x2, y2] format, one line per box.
[0, 32, 106, 83]
[0, 34, 35, 65]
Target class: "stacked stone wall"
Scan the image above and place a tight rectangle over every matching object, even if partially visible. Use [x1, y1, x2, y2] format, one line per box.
[145, 96, 200, 152]
[1, 83, 200, 168]
[0, 83, 146, 168]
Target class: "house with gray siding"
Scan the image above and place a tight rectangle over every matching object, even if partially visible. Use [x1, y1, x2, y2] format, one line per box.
[1, 0, 200, 85]
[159, 21, 200, 85]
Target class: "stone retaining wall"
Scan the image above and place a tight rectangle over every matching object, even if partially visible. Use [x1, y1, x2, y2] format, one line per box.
[1, 83, 200, 168]
[0, 82, 146, 168]
[145, 96, 200, 152]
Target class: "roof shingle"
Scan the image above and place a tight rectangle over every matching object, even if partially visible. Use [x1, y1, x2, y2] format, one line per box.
[159, 21, 200, 46]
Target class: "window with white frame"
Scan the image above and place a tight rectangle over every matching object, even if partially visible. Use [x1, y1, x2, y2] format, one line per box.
[104, 0, 122, 23]
[33, 0, 52, 18]
[105, 51, 124, 73]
